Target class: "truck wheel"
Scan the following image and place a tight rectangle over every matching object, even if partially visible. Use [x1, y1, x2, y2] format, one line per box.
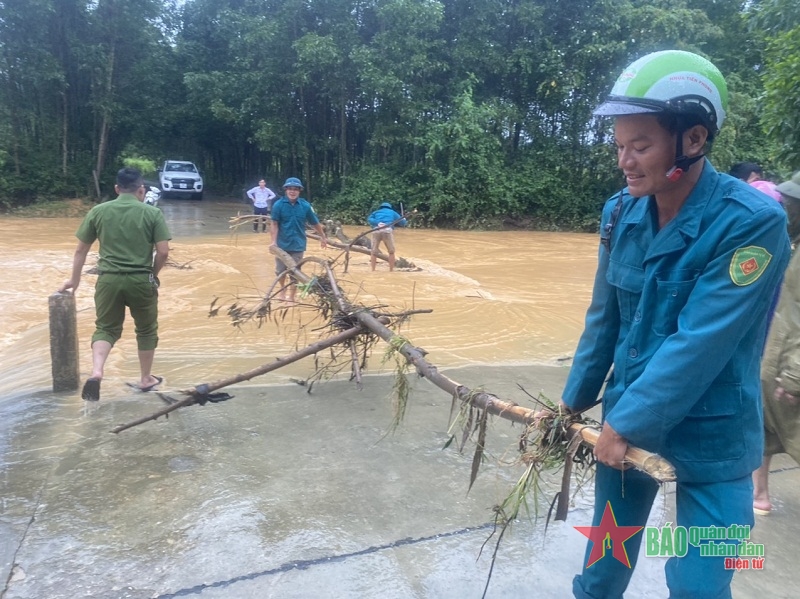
[194, 192, 204, 201]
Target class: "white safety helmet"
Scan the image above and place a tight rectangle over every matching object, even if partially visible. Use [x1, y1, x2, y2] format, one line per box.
[594, 50, 728, 139]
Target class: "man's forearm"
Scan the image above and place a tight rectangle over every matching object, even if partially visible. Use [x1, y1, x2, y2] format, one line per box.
[69, 249, 88, 283]
[270, 221, 279, 244]
[153, 254, 168, 276]
[58, 242, 91, 292]
[152, 242, 169, 276]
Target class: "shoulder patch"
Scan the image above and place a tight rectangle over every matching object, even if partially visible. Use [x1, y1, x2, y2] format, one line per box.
[729, 246, 772, 286]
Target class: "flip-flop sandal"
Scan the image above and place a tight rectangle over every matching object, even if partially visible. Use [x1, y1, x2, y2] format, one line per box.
[126, 376, 164, 392]
[753, 505, 772, 516]
[81, 378, 101, 401]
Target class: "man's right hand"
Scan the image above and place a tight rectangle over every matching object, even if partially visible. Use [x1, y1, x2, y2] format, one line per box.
[594, 421, 630, 470]
[57, 280, 78, 293]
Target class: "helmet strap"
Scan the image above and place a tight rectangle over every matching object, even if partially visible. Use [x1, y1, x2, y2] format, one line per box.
[666, 133, 704, 182]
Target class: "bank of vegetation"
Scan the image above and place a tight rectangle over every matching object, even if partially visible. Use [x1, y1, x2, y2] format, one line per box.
[1, 0, 798, 229]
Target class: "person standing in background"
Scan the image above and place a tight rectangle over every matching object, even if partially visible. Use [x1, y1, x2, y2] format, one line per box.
[729, 162, 782, 202]
[247, 179, 277, 233]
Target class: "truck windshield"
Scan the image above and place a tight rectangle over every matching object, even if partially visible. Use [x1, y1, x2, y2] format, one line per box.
[166, 163, 197, 173]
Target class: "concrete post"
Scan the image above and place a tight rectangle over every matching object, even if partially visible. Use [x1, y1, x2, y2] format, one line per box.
[49, 292, 80, 392]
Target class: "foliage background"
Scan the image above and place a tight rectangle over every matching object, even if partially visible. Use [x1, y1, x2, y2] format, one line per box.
[1, 0, 798, 229]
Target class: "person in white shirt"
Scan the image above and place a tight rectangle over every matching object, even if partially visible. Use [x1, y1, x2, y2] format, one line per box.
[247, 179, 277, 233]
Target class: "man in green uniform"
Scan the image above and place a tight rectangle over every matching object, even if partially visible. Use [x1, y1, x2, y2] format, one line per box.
[59, 167, 171, 401]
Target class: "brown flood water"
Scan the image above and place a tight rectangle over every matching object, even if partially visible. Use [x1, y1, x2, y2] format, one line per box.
[0, 199, 599, 399]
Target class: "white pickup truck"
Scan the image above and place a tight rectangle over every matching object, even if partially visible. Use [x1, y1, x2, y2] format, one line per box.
[158, 160, 204, 200]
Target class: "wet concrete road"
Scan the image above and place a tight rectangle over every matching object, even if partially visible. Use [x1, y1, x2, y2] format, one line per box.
[3, 363, 799, 598]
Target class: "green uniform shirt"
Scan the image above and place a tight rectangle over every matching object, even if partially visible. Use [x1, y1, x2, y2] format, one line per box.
[76, 193, 171, 273]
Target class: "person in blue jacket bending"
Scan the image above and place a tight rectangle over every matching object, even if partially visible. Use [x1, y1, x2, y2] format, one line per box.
[367, 201, 407, 271]
[560, 50, 790, 599]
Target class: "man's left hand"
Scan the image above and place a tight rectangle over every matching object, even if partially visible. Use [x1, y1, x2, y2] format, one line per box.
[320, 237, 328, 249]
[593, 421, 630, 470]
[774, 380, 800, 405]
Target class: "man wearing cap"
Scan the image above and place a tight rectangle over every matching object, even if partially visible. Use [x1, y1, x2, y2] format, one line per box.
[558, 51, 789, 598]
[367, 202, 407, 271]
[269, 177, 327, 303]
[753, 170, 800, 517]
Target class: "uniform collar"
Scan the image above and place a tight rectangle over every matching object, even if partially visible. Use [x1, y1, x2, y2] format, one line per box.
[622, 161, 718, 261]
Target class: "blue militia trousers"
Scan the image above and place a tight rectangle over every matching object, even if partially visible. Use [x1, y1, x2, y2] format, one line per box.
[573, 464, 754, 599]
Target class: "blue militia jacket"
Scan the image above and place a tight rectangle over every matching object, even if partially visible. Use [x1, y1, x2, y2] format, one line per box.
[368, 203, 407, 228]
[563, 162, 790, 483]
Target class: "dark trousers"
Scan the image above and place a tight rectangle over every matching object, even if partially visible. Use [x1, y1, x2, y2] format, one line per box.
[254, 206, 269, 231]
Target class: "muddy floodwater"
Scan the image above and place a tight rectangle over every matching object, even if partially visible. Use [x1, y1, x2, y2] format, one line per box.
[0, 197, 598, 399]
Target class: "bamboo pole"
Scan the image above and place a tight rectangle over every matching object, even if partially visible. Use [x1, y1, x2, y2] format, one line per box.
[306, 231, 389, 261]
[111, 323, 368, 433]
[306, 232, 417, 270]
[269, 247, 676, 483]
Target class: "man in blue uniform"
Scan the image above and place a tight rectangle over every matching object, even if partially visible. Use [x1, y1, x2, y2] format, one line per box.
[269, 177, 327, 303]
[562, 51, 790, 598]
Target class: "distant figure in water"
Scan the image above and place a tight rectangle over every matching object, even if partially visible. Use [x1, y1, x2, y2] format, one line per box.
[367, 202, 407, 271]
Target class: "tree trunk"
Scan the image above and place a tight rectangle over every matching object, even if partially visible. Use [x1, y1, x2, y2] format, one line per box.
[62, 91, 68, 176]
[94, 43, 115, 198]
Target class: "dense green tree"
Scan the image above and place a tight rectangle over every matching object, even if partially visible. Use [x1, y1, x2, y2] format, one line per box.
[750, 0, 800, 167]
[0, 0, 795, 224]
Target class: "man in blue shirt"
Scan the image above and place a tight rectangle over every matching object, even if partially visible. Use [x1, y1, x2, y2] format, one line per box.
[561, 51, 789, 599]
[367, 201, 407, 271]
[269, 177, 327, 303]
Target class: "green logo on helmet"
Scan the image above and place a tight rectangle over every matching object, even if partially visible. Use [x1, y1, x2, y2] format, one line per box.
[596, 50, 728, 133]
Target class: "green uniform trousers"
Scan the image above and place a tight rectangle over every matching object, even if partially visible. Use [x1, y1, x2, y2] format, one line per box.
[92, 272, 159, 351]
